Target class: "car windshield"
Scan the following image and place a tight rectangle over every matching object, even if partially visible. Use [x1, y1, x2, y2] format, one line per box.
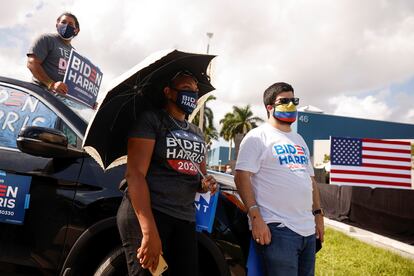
[56, 95, 94, 123]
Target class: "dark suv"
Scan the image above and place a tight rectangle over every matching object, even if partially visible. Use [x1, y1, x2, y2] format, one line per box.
[0, 76, 249, 275]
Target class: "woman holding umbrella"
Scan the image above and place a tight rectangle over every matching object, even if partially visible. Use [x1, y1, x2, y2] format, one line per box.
[117, 70, 217, 275]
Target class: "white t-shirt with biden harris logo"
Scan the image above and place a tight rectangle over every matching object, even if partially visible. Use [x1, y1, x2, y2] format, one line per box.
[235, 122, 315, 237]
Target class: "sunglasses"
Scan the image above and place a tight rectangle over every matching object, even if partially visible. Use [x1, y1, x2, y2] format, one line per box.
[169, 86, 198, 94]
[170, 70, 198, 84]
[275, 97, 300, 106]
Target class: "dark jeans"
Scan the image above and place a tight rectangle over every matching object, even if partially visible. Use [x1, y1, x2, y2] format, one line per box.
[255, 223, 316, 276]
[116, 192, 198, 276]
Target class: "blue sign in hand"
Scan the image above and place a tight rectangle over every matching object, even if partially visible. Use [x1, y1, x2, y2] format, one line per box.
[63, 49, 103, 108]
[0, 170, 31, 225]
[194, 189, 219, 233]
[247, 238, 264, 276]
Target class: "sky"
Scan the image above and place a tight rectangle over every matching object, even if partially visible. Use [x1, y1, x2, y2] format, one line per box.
[1, 0, 414, 147]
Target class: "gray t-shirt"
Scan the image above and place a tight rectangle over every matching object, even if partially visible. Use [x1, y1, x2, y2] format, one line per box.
[129, 110, 206, 222]
[27, 33, 73, 83]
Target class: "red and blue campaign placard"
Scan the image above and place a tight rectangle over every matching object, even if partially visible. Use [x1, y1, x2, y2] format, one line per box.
[194, 190, 219, 233]
[63, 49, 103, 108]
[0, 170, 31, 225]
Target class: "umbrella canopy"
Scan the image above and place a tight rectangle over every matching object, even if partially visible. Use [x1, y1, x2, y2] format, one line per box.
[83, 49, 216, 170]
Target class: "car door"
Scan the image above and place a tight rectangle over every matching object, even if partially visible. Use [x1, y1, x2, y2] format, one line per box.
[0, 82, 83, 274]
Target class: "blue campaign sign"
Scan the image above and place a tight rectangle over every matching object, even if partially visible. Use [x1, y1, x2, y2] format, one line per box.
[0, 170, 31, 225]
[63, 49, 103, 108]
[194, 189, 219, 233]
[247, 238, 264, 276]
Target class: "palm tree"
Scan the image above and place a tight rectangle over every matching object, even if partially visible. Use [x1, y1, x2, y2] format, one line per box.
[192, 95, 218, 146]
[219, 113, 236, 160]
[229, 105, 263, 134]
[220, 105, 263, 160]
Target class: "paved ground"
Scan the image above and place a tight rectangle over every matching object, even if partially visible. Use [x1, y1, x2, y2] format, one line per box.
[325, 218, 414, 260]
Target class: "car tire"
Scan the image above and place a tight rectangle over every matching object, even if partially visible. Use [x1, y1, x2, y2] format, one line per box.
[94, 246, 128, 276]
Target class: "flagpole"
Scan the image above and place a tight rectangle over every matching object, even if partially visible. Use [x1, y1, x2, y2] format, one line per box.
[199, 32, 214, 131]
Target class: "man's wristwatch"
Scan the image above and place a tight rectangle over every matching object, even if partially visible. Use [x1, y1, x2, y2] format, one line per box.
[312, 208, 324, 216]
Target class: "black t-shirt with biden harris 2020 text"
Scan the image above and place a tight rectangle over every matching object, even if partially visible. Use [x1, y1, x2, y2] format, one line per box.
[128, 109, 206, 222]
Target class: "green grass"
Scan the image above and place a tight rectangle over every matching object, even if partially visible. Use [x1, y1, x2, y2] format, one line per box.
[316, 228, 414, 276]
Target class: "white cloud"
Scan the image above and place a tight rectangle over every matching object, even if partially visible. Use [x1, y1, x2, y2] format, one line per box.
[329, 94, 392, 120]
[0, 46, 31, 81]
[1, 0, 414, 145]
[0, 0, 43, 27]
[407, 109, 414, 122]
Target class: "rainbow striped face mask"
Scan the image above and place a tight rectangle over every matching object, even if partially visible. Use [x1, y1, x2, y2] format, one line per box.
[273, 101, 298, 123]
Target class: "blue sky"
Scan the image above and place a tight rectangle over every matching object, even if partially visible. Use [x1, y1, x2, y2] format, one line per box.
[1, 0, 414, 147]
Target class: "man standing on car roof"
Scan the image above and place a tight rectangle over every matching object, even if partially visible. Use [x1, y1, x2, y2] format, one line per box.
[235, 82, 324, 276]
[27, 12, 80, 95]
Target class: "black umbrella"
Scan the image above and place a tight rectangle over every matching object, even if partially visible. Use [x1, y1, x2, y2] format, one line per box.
[83, 49, 216, 170]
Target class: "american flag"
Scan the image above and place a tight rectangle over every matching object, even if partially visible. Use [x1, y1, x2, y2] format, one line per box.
[295, 145, 305, 155]
[330, 137, 412, 189]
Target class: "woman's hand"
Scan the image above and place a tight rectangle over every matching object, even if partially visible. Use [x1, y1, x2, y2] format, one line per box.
[200, 175, 218, 194]
[127, 138, 161, 271]
[137, 231, 162, 271]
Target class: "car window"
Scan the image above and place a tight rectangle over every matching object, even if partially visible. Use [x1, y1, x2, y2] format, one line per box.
[61, 120, 78, 147]
[0, 85, 57, 149]
[56, 95, 94, 123]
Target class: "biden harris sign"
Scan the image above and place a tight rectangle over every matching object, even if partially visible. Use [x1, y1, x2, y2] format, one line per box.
[63, 49, 103, 108]
[0, 170, 31, 225]
[194, 190, 219, 233]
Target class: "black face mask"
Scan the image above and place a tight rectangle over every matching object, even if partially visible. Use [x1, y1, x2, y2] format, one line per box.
[174, 89, 198, 114]
[57, 23, 76, 40]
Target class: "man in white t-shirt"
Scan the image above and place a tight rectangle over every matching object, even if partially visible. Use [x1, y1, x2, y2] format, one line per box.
[235, 82, 324, 276]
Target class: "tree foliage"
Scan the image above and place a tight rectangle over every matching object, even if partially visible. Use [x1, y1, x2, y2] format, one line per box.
[219, 105, 264, 160]
[192, 95, 218, 146]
